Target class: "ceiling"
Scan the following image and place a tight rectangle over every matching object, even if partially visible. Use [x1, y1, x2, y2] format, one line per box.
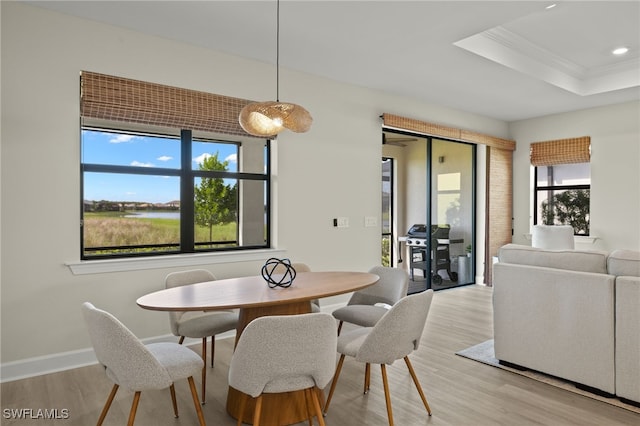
[26, 1, 640, 122]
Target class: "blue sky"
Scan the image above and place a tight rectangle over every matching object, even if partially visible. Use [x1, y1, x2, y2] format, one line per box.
[82, 130, 238, 204]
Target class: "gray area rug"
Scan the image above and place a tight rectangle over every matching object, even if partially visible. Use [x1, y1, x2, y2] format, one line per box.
[456, 339, 640, 414]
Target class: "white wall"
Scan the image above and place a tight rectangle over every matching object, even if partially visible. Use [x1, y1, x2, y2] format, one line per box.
[1, 2, 510, 378]
[509, 101, 640, 252]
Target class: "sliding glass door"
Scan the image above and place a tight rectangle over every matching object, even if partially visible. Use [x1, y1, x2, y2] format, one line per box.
[382, 131, 475, 292]
[429, 138, 475, 290]
[381, 131, 476, 293]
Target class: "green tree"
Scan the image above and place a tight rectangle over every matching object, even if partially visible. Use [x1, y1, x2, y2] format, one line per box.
[194, 154, 237, 241]
[541, 189, 590, 235]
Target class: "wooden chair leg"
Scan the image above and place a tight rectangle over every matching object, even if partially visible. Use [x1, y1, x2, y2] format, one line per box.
[201, 337, 207, 404]
[253, 395, 263, 426]
[169, 384, 178, 418]
[127, 391, 141, 426]
[303, 388, 313, 426]
[210, 335, 215, 368]
[380, 364, 394, 426]
[187, 376, 206, 426]
[404, 356, 432, 415]
[236, 392, 247, 426]
[310, 387, 327, 426]
[364, 363, 371, 394]
[337, 321, 344, 336]
[323, 354, 345, 414]
[178, 335, 186, 345]
[97, 384, 119, 426]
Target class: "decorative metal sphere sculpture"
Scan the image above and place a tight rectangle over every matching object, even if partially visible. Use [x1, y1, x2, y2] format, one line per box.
[261, 258, 297, 288]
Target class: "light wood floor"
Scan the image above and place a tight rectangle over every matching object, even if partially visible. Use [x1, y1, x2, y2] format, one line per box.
[2, 285, 639, 425]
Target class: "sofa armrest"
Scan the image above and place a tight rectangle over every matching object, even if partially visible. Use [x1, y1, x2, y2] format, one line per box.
[493, 262, 615, 394]
[616, 276, 640, 403]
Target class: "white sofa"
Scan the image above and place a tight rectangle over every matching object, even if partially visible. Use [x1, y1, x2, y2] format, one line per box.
[493, 244, 640, 402]
[609, 250, 640, 404]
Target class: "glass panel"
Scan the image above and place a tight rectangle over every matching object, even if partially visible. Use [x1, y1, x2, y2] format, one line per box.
[382, 158, 392, 234]
[193, 178, 267, 249]
[192, 140, 238, 172]
[193, 139, 268, 174]
[82, 172, 180, 256]
[82, 129, 180, 168]
[536, 163, 590, 186]
[536, 188, 590, 235]
[430, 139, 474, 289]
[381, 235, 391, 267]
[237, 179, 268, 246]
[237, 140, 269, 174]
[194, 176, 239, 249]
[382, 157, 393, 266]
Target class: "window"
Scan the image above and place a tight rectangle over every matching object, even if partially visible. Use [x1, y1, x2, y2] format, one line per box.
[534, 163, 590, 235]
[531, 136, 591, 236]
[81, 127, 270, 259]
[79, 71, 270, 260]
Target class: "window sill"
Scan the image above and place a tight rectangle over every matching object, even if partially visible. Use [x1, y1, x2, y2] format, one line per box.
[66, 248, 286, 275]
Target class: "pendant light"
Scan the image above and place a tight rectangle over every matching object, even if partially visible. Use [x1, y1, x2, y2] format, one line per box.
[239, 0, 312, 137]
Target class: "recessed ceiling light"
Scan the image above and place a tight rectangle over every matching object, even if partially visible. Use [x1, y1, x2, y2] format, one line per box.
[612, 47, 629, 55]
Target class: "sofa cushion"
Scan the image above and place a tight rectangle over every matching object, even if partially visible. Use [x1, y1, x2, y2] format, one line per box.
[531, 224, 575, 250]
[497, 244, 608, 274]
[607, 249, 640, 277]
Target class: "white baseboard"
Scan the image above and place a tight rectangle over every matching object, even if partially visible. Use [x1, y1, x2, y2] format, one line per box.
[0, 304, 348, 384]
[0, 331, 236, 383]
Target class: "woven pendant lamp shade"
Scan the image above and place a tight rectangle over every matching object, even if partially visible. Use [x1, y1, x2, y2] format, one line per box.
[238, 0, 312, 138]
[239, 100, 312, 137]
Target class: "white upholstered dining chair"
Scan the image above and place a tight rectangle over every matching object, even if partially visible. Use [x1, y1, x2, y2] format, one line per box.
[332, 265, 408, 335]
[324, 289, 435, 426]
[165, 269, 239, 403]
[81, 302, 206, 426]
[228, 313, 337, 426]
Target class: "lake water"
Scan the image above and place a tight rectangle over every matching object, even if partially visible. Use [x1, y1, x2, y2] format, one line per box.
[124, 212, 180, 219]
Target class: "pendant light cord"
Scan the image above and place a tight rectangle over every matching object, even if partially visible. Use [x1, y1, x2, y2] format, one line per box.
[276, 0, 280, 102]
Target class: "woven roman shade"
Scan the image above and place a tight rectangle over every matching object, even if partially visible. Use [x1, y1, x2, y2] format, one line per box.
[80, 71, 257, 137]
[484, 146, 513, 285]
[382, 113, 515, 150]
[530, 136, 591, 166]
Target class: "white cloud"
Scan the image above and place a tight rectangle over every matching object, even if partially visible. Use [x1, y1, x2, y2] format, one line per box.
[193, 153, 211, 165]
[109, 134, 139, 144]
[225, 153, 237, 163]
[157, 155, 173, 162]
[130, 160, 154, 167]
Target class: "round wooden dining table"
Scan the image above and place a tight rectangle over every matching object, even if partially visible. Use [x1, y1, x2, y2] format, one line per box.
[137, 270, 379, 426]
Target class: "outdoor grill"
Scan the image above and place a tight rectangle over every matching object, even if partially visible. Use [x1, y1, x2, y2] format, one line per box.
[406, 224, 428, 247]
[404, 224, 458, 285]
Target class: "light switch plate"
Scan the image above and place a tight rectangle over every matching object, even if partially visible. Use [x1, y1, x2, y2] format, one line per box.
[334, 217, 349, 228]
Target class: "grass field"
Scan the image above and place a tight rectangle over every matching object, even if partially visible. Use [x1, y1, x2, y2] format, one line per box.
[83, 212, 237, 252]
